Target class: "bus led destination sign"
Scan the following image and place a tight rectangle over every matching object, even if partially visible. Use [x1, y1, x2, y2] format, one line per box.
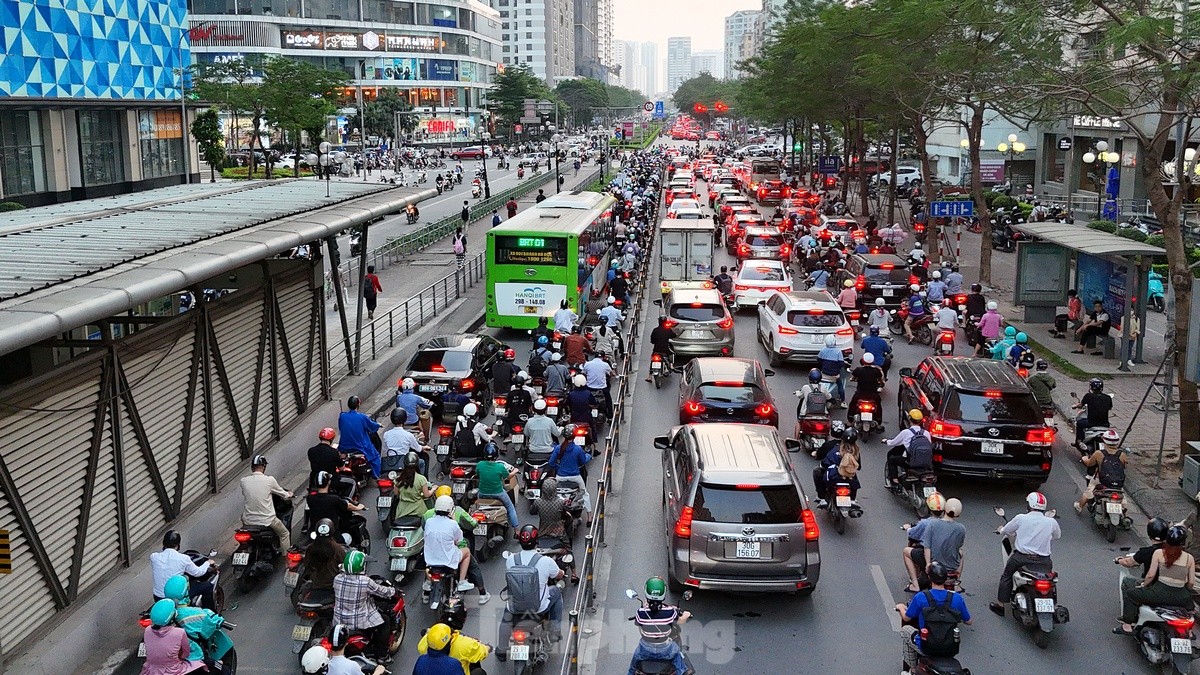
[495, 235, 567, 265]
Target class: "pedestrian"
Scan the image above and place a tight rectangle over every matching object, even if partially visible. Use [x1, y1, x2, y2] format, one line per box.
[506, 196, 519, 218]
[491, 209, 502, 228]
[452, 227, 467, 269]
[363, 265, 382, 320]
[460, 200, 470, 228]
[535, 189, 547, 203]
[1125, 303, 1141, 367]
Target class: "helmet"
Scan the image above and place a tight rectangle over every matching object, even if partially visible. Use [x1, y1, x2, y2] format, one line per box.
[533, 399, 547, 412]
[300, 645, 330, 673]
[162, 529, 181, 550]
[515, 371, 529, 384]
[551, 352, 562, 362]
[926, 492, 946, 513]
[1004, 326, 1017, 338]
[908, 409, 924, 423]
[607, 295, 617, 305]
[313, 517, 335, 538]
[315, 470, 333, 489]
[347, 395, 360, 410]
[971, 283, 982, 293]
[1101, 428, 1121, 445]
[862, 352, 875, 365]
[875, 297, 885, 306]
[932, 270, 942, 279]
[504, 348, 516, 360]
[330, 623, 351, 650]
[516, 524, 539, 549]
[943, 298, 953, 307]
[390, 408, 408, 426]
[644, 576, 668, 602]
[910, 284, 920, 292]
[842, 427, 860, 444]
[1147, 517, 1170, 542]
[573, 374, 587, 388]
[440, 596, 468, 631]
[318, 427, 336, 442]
[844, 279, 854, 288]
[824, 334, 836, 347]
[1089, 377, 1104, 392]
[463, 402, 479, 417]
[1015, 332, 1027, 344]
[1026, 491, 1047, 511]
[869, 325, 880, 336]
[537, 335, 549, 347]
[1035, 359, 1049, 372]
[484, 444, 499, 460]
[405, 451, 420, 468]
[343, 550, 367, 574]
[434, 495, 455, 514]
[538, 316, 548, 327]
[944, 498, 962, 517]
[401, 377, 416, 391]
[435, 485, 453, 499]
[1166, 525, 1188, 547]
[425, 623, 454, 651]
[808, 368, 821, 384]
[914, 242, 922, 249]
[986, 301, 998, 311]
[251, 454, 269, 468]
[149, 599, 177, 628]
[829, 420, 846, 438]
[927, 561, 949, 585]
[163, 575, 189, 602]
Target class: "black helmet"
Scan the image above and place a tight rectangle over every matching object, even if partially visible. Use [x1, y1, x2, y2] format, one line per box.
[390, 408, 408, 426]
[516, 524, 539, 549]
[1166, 525, 1188, 547]
[330, 623, 351, 650]
[1035, 359, 1049, 372]
[842, 428, 859, 444]
[315, 471, 333, 488]
[448, 378, 463, 391]
[347, 395, 361, 410]
[484, 444, 499, 460]
[829, 420, 846, 439]
[971, 283, 982, 293]
[720, 265, 728, 273]
[538, 316, 549, 327]
[1089, 377, 1104, 392]
[1147, 517, 1170, 542]
[404, 452, 420, 468]
[312, 517, 336, 539]
[927, 561, 949, 585]
[162, 530, 181, 550]
[439, 596, 468, 631]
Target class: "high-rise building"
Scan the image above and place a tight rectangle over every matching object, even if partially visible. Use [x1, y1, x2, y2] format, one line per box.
[725, 9, 762, 79]
[667, 37, 692, 93]
[597, 0, 614, 83]
[691, 49, 724, 80]
[574, 0, 600, 80]
[761, 0, 792, 42]
[640, 42, 660, 94]
[492, 0, 574, 85]
[612, 38, 631, 88]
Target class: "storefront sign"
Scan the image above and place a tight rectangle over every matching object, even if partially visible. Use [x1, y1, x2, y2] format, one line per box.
[426, 119, 457, 134]
[979, 159, 1006, 183]
[1071, 115, 1124, 130]
[386, 34, 442, 52]
[428, 59, 456, 80]
[459, 62, 476, 82]
[138, 110, 182, 140]
[324, 32, 359, 50]
[189, 21, 246, 44]
[1057, 137, 1073, 151]
[282, 29, 323, 49]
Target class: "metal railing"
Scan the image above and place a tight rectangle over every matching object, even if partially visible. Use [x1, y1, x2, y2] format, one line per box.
[327, 252, 485, 385]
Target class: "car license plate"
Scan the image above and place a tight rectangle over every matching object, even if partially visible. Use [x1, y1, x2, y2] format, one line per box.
[810, 334, 824, 344]
[495, 406, 506, 417]
[452, 483, 466, 495]
[1034, 598, 1055, 613]
[835, 495, 852, 508]
[418, 384, 447, 394]
[735, 541, 761, 559]
[377, 495, 393, 508]
[137, 642, 146, 658]
[232, 552, 250, 566]
[923, 486, 938, 498]
[573, 436, 586, 446]
[1172, 638, 1193, 654]
[474, 524, 489, 536]
[509, 645, 530, 661]
[685, 330, 707, 339]
[436, 444, 449, 456]
[547, 406, 558, 416]
[523, 306, 539, 314]
[883, 288, 894, 297]
[284, 570, 299, 587]
[1105, 501, 1123, 514]
[980, 441, 1004, 455]
[860, 412, 873, 421]
[511, 433, 525, 445]
[526, 489, 540, 499]
[292, 624, 313, 641]
[390, 557, 408, 571]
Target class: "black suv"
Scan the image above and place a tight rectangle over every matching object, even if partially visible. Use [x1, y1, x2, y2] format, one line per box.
[402, 333, 505, 412]
[897, 357, 1053, 485]
[835, 253, 913, 310]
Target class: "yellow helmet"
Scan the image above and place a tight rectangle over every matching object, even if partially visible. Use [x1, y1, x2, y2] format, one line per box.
[908, 409, 924, 423]
[434, 485, 453, 499]
[426, 623, 454, 651]
[925, 492, 945, 513]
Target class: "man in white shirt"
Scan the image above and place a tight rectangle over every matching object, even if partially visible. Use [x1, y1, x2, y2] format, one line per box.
[150, 530, 215, 609]
[423, 496, 476, 605]
[598, 298, 624, 329]
[524, 400, 561, 455]
[382, 408, 426, 474]
[498, 525, 566, 659]
[239, 455, 293, 551]
[581, 352, 614, 419]
[552, 301, 577, 334]
[990, 491, 1061, 616]
[933, 299, 959, 331]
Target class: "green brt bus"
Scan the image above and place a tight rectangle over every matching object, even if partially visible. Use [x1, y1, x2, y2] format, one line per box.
[485, 190, 617, 329]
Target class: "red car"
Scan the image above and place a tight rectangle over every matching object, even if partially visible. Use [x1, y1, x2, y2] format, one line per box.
[450, 146, 486, 160]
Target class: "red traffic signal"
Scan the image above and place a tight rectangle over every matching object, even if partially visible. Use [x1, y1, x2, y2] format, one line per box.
[693, 103, 708, 113]
[714, 101, 729, 113]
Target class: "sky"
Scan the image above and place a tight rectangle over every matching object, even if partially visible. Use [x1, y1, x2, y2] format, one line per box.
[613, 0, 762, 53]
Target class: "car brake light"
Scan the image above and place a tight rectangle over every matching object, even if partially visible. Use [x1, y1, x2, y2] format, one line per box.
[802, 509, 820, 541]
[391, 536, 408, 547]
[755, 403, 774, 417]
[1168, 616, 1195, 631]
[377, 478, 394, 491]
[684, 401, 705, 415]
[778, 326, 799, 335]
[781, 244, 791, 257]
[450, 466, 467, 478]
[1034, 579, 1053, 594]
[739, 244, 750, 256]
[835, 485, 851, 497]
[836, 327, 854, 336]
[234, 531, 252, 544]
[431, 364, 446, 372]
[1026, 428, 1055, 445]
[718, 317, 733, 330]
[881, 263, 895, 269]
[856, 274, 866, 291]
[734, 284, 750, 291]
[859, 401, 875, 411]
[930, 419, 962, 438]
[675, 506, 694, 537]
[663, 319, 678, 329]
[460, 378, 475, 391]
[984, 390, 1002, 398]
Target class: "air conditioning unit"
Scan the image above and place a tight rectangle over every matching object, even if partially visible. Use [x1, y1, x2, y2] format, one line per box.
[1182, 447, 1200, 501]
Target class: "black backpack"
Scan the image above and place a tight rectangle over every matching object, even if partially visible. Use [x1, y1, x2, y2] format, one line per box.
[528, 350, 549, 378]
[907, 433, 934, 470]
[453, 422, 479, 457]
[919, 590, 962, 657]
[1098, 449, 1126, 488]
[804, 389, 829, 416]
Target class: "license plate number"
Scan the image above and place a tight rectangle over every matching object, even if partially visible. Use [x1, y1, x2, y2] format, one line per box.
[292, 624, 313, 641]
[390, 557, 408, 571]
[509, 645, 530, 660]
[526, 489, 540, 499]
[810, 334, 824, 344]
[547, 406, 558, 416]
[591, 409, 599, 418]
[511, 434, 525, 444]
[940, 343, 953, 352]
[377, 496, 393, 508]
[523, 306, 540, 314]
[980, 441, 1004, 455]
[452, 483, 466, 495]
[923, 486, 938, 497]
[474, 524, 489, 536]
[1105, 501, 1123, 514]
[232, 552, 250, 566]
[685, 330, 707, 339]
[418, 385, 447, 394]
[883, 288, 894, 297]
[436, 444, 449, 456]
[284, 570, 299, 587]
[1172, 638, 1193, 654]
[1034, 598, 1055, 613]
[835, 495, 852, 508]
[137, 642, 146, 658]
[735, 541, 761, 559]
[651, 361, 663, 373]
[859, 412, 873, 421]
[495, 406, 507, 417]
[573, 436, 586, 446]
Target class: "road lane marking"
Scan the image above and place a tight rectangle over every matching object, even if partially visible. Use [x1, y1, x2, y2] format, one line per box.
[871, 564, 902, 632]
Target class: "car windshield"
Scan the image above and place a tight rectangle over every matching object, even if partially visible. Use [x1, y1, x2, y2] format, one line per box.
[864, 266, 911, 284]
[943, 390, 1042, 424]
[739, 265, 786, 282]
[407, 350, 473, 373]
[826, 221, 855, 231]
[697, 383, 765, 403]
[692, 484, 803, 524]
[786, 310, 845, 327]
[676, 212, 705, 219]
[669, 304, 724, 322]
[746, 233, 783, 247]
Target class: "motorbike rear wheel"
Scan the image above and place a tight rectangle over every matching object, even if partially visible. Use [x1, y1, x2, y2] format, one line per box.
[387, 608, 408, 654]
[1105, 521, 1117, 543]
[915, 324, 933, 346]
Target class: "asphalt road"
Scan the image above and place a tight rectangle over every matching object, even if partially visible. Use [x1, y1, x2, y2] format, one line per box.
[117, 143, 1167, 675]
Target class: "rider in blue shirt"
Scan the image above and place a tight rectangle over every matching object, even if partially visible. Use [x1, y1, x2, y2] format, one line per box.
[861, 326, 893, 377]
[816, 335, 847, 405]
[337, 396, 382, 476]
[395, 378, 433, 425]
[896, 562, 972, 670]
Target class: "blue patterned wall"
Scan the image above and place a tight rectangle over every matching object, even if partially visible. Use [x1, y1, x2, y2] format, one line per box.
[0, 0, 189, 100]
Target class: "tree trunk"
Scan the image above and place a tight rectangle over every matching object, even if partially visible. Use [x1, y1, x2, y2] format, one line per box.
[968, 103, 992, 283]
[841, 119, 851, 203]
[888, 126, 899, 226]
[912, 113, 939, 266]
[856, 118, 869, 218]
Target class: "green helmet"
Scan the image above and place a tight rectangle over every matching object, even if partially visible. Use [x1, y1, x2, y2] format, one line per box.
[343, 549, 367, 575]
[644, 576, 667, 602]
[1004, 325, 1016, 338]
[163, 575, 190, 603]
[1015, 331, 1027, 344]
[149, 598, 177, 627]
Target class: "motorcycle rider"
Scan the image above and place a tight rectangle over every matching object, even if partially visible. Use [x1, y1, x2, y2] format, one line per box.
[552, 299, 578, 334]
[305, 519, 346, 591]
[422, 496, 478, 606]
[161, 575, 230, 670]
[1117, 517, 1170, 577]
[306, 471, 367, 547]
[974, 301, 1003, 356]
[1006, 332, 1032, 366]
[382, 408, 426, 475]
[926, 270, 947, 304]
[532, 316, 555, 347]
[866, 297, 890, 335]
[477, 444, 521, 530]
[533, 476, 578, 583]
[545, 353, 571, 397]
[1072, 377, 1113, 452]
[794, 368, 829, 420]
[933, 298, 958, 335]
[944, 265, 964, 295]
[423, 487, 489, 605]
[1027, 360, 1057, 410]
[815, 427, 862, 507]
[141, 599, 205, 675]
[565, 374, 599, 425]
[491, 348, 519, 397]
[416, 618, 489, 675]
[816, 334, 847, 406]
[396, 378, 434, 439]
[1117, 525, 1196, 635]
[848, 352, 884, 418]
[884, 410, 933, 488]
[964, 284, 987, 324]
[526, 399, 561, 456]
[504, 371, 536, 435]
[497, 525, 565, 660]
[412, 622, 465, 675]
[151, 530, 215, 611]
[594, 323, 623, 360]
[582, 351, 614, 420]
[895, 562, 972, 673]
[902, 493, 947, 593]
[438, 380, 472, 426]
[1075, 428, 1127, 514]
[562, 326, 590, 367]
[920, 498, 967, 587]
[300, 625, 387, 675]
[806, 263, 831, 292]
[988, 325, 1018, 361]
[836, 278, 858, 311]
[646, 316, 674, 383]
[308, 427, 343, 489]
[240, 455, 293, 552]
[712, 266, 734, 297]
[598, 296, 625, 330]
[627, 577, 692, 675]
[392, 452, 434, 521]
[547, 428, 593, 527]
[452, 402, 497, 460]
[859, 327, 891, 379]
[903, 285, 927, 343]
[990, 492, 1061, 616]
[338, 396, 383, 477]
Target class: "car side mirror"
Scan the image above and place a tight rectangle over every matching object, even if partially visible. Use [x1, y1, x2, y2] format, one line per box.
[784, 438, 802, 453]
[653, 435, 670, 450]
[899, 367, 914, 378]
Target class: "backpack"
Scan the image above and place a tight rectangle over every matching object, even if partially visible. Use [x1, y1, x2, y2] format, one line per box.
[453, 235, 465, 255]
[1098, 449, 1126, 488]
[804, 389, 829, 416]
[452, 423, 478, 457]
[528, 350, 548, 378]
[504, 552, 544, 614]
[906, 433, 934, 470]
[919, 590, 962, 657]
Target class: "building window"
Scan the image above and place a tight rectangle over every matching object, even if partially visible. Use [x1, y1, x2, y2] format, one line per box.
[304, 0, 359, 20]
[526, 31, 532, 38]
[502, 22, 509, 29]
[0, 110, 47, 197]
[502, 46, 510, 52]
[138, 110, 184, 179]
[78, 110, 126, 186]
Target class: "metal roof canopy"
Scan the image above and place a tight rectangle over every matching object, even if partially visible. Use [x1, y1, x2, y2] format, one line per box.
[1011, 220, 1166, 258]
[0, 181, 436, 355]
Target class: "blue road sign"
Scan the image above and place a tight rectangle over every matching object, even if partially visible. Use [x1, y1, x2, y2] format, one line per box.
[653, 101, 665, 119]
[930, 200, 975, 218]
[818, 156, 841, 174]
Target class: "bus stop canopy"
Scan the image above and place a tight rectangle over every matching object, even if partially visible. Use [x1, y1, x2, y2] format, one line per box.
[1011, 221, 1166, 258]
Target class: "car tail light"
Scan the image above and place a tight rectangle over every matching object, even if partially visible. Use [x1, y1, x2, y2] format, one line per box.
[859, 401, 875, 412]
[855, 274, 866, 291]
[460, 378, 476, 391]
[472, 512, 487, 523]
[909, 275, 919, 286]
[739, 244, 750, 256]
[675, 506, 694, 537]
[1041, 461, 1052, 471]
[450, 466, 467, 478]
[881, 263, 894, 270]
[835, 485, 851, 497]
[684, 401, 705, 415]
[287, 550, 303, 564]
[781, 244, 791, 257]
[930, 419, 962, 438]
[431, 364, 446, 372]
[802, 509, 820, 541]
[717, 317, 733, 330]
[758, 188, 766, 198]
[391, 536, 408, 547]
[439, 425, 453, 438]
[377, 478, 394, 491]
[778, 326, 799, 335]
[663, 319, 678, 329]
[836, 327, 854, 336]
[511, 629, 528, 644]
[933, 453, 944, 463]
[1034, 579, 1053, 595]
[1026, 428, 1055, 446]
[755, 403, 775, 417]
[734, 284, 750, 291]
[1168, 616, 1195, 632]
[234, 531, 252, 544]
[984, 390, 1002, 398]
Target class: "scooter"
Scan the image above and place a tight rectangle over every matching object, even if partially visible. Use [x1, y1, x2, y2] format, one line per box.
[851, 397, 881, 441]
[138, 615, 238, 673]
[376, 474, 395, 533]
[472, 183, 482, 198]
[891, 467, 939, 517]
[1149, 273, 1166, 313]
[447, 459, 479, 508]
[795, 413, 831, 457]
[1085, 487, 1133, 543]
[232, 494, 294, 593]
[469, 493, 511, 563]
[650, 352, 669, 389]
[386, 514, 425, 584]
[994, 506, 1069, 648]
[1115, 565, 1197, 673]
[936, 328, 955, 355]
[298, 576, 407, 662]
[825, 480, 862, 535]
[625, 588, 694, 675]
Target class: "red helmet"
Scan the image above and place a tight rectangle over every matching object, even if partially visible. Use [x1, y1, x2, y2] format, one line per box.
[516, 524, 539, 548]
[503, 348, 516, 360]
[318, 427, 336, 442]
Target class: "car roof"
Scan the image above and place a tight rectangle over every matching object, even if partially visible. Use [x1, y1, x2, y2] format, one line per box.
[419, 333, 484, 352]
[855, 253, 909, 266]
[688, 424, 793, 486]
[691, 357, 760, 383]
[928, 357, 1031, 393]
[743, 225, 782, 235]
[672, 208, 706, 217]
[775, 290, 841, 309]
[734, 212, 766, 221]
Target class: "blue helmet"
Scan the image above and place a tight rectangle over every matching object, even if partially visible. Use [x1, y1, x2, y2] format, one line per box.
[808, 368, 821, 384]
[537, 335, 549, 347]
[149, 599, 177, 627]
[869, 325, 880, 336]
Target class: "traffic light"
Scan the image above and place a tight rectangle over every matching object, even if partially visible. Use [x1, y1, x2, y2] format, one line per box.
[693, 103, 708, 114]
[714, 101, 728, 113]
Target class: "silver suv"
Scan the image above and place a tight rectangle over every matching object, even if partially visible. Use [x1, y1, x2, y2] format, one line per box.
[654, 283, 735, 366]
[656, 423, 821, 594]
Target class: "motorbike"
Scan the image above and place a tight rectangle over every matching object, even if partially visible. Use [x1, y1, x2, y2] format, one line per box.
[376, 474, 395, 532]
[1116, 565, 1197, 673]
[342, 450, 374, 492]
[1085, 486, 1133, 543]
[795, 414, 830, 457]
[296, 576, 407, 661]
[417, 171, 428, 184]
[625, 588, 694, 675]
[889, 308, 934, 345]
[994, 506, 1069, 648]
[448, 459, 479, 507]
[405, 209, 419, 224]
[138, 613, 237, 672]
[517, 167, 525, 179]
[232, 494, 294, 593]
[1149, 273, 1166, 312]
[650, 352, 669, 389]
[469, 495, 511, 563]
[386, 515, 425, 584]
[825, 480, 862, 535]
[431, 425, 454, 477]
[422, 563, 460, 611]
[936, 328, 956, 355]
[850, 397, 881, 441]
[890, 467, 939, 517]
[472, 183, 482, 198]
[349, 231, 363, 257]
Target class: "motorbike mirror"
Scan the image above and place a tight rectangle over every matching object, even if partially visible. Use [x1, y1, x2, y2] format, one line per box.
[626, 589, 638, 599]
[993, 506, 1005, 518]
[501, 550, 513, 561]
[763, 369, 776, 377]
[387, 471, 398, 480]
[653, 299, 663, 306]
[1070, 391, 1078, 399]
[1046, 509, 1058, 519]
[682, 590, 694, 601]
[784, 438, 802, 453]
[653, 435, 670, 450]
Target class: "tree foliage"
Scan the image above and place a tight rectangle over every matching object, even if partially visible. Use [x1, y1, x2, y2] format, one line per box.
[191, 108, 225, 182]
[489, 65, 556, 134]
[671, 72, 739, 116]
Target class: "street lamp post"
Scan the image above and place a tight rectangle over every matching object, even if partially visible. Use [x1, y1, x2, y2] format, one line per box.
[318, 142, 333, 198]
[1082, 140, 1117, 219]
[996, 133, 1026, 190]
[551, 132, 563, 193]
[179, 33, 191, 185]
[477, 126, 492, 198]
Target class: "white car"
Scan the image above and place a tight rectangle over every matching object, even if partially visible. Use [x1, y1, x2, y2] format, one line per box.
[667, 198, 702, 217]
[732, 259, 793, 309]
[874, 165, 923, 188]
[756, 290, 855, 367]
[669, 207, 707, 220]
[817, 215, 861, 245]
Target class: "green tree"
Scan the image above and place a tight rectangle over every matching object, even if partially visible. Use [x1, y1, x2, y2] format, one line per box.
[347, 89, 418, 143]
[489, 65, 554, 136]
[261, 58, 347, 175]
[191, 56, 268, 174]
[191, 108, 225, 182]
[671, 73, 739, 116]
[555, 78, 608, 128]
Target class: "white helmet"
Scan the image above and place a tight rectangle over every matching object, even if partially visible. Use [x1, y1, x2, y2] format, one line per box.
[1101, 428, 1121, 445]
[862, 352, 875, 364]
[932, 270, 941, 279]
[909, 284, 920, 292]
[607, 295, 617, 305]
[533, 399, 547, 412]
[875, 297, 885, 306]
[986, 300, 998, 311]
[463, 402, 479, 417]
[1026, 491, 1047, 511]
[550, 352, 562, 362]
[435, 495, 455, 514]
[516, 370, 530, 383]
[914, 242, 922, 249]
[401, 377, 416, 391]
[573, 374, 587, 388]
[944, 498, 963, 517]
[824, 334, 836, 347]
[300, 645, 331, 673]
